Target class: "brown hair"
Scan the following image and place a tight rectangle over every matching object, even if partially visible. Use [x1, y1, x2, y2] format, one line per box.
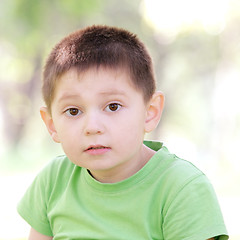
[42, 25, 156, 110]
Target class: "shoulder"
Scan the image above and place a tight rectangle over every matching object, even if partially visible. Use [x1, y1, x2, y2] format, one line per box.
[154, 146, 205, 183]
[144, 141, 206, 190]
[17, 155, 79, 214]
[45, 155, 75, 169]
[153, 147, 228, 239]
[151, 146, 215, 206]
[17, 155, 77, 236]
[39, 155, 76, 178]
[29, 155, 79, 195]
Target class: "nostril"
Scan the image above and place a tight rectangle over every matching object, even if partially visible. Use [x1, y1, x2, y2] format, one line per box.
[84, 115, 103, 135]
[85, 129, 102, 136]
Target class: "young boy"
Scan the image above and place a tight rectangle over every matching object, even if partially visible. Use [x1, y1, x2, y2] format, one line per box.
[17, 25, 228, 240]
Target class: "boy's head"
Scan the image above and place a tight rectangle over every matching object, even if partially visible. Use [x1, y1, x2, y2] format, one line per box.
[42, 25, 156, 111]
[40, 25, 164, 183]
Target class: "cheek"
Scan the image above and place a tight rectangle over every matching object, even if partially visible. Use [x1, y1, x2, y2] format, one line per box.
[117, 112, 146, 137]
[127, 109, 146, 129]
[60, 139, 83, 165]
[55, 119, 79, 136]
[55, 122, 81, 150]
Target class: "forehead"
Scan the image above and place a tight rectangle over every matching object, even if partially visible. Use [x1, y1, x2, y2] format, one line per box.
[57, 66, 137, 90]
[53, 66, 143, 101]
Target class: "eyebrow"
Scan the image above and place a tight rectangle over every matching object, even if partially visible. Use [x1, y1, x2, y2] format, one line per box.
[58, 93, 82, 102]
[58, 90, 127, 102]
[98, 89, 127, 96]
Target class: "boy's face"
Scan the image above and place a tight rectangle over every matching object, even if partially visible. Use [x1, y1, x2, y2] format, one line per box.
[42, 67, 163, 183]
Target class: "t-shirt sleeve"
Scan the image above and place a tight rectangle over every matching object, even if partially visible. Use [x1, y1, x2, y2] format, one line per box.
[17, 162, 55, 236]
[162, 173, 228, 240]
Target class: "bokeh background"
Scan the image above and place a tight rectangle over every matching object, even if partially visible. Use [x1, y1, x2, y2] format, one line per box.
[0, 0, 239, 239]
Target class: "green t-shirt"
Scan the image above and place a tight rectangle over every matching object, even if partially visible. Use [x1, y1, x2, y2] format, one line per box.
[17, 141, 228, 239]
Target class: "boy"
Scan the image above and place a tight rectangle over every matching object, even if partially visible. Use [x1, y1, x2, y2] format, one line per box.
[18, 25, 228, 240]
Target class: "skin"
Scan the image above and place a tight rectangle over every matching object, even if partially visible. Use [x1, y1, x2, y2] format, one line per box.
[29, 228, 53, 240]
[31, 66, 215, 240]
[41, 67, 164, 183]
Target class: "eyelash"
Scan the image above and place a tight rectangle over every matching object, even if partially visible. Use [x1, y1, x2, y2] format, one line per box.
[105, 103, 122, 112]
[64, 108, 82, 117]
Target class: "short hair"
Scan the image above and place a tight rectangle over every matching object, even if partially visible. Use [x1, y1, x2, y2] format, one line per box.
[42, 25, 156, 110]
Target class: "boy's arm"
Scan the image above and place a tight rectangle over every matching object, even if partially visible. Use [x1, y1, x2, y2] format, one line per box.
[29, 228, 53, 240]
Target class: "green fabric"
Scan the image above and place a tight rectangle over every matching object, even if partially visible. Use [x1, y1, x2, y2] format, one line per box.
[17, 141, 228, 239]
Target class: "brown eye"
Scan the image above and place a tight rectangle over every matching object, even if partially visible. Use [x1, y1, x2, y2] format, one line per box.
[66, 108, 81, 116]
[106, 103, 122, 112]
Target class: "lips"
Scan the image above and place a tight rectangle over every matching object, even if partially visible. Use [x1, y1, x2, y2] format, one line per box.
[84, 145, 111, 155]
[85, 145, 109, 150]
[87, 146, 107, 150]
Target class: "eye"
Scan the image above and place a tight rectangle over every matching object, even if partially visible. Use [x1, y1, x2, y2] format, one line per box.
[65, 108, 81, 116]
[105, 103, 122, 112]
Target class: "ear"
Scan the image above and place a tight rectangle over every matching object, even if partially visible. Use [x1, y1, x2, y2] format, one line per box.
[40, 107, 60, 143]
[144, 91, 164, 133]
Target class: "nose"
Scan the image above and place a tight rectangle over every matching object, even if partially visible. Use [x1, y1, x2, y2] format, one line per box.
[84, 112, 104, 136]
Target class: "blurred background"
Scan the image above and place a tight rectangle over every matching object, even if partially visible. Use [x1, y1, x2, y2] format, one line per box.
[0, 0, 239, 239]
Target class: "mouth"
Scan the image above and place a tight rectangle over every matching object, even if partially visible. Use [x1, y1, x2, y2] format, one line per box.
[84, 145, 111, 155]
[85, 145, 109, 150]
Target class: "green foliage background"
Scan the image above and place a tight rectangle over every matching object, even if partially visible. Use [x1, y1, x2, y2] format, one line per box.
[0, 0, 239, 239]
